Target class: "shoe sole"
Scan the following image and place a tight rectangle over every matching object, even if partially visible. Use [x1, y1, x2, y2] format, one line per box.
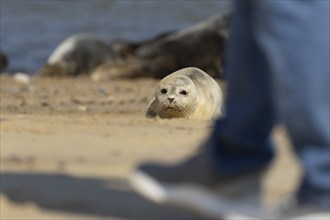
[130, 171, 330, 220]
[130, 170, 261, 220]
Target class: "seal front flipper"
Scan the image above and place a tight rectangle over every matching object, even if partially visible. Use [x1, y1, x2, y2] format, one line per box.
[145, 98, 159, 118]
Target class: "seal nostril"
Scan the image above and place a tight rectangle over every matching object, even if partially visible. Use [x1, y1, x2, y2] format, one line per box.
[167, 97, 175, 103]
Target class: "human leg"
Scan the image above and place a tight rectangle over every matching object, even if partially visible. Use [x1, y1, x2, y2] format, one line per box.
[252, 0, 330, 209]
[131, 0, 330, 218]
[210, 0, 276, 177]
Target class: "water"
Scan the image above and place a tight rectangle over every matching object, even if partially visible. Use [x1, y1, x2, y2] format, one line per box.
[0, 0, 231, 74]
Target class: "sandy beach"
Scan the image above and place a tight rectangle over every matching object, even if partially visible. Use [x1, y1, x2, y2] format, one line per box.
[0, 75, 301, 219]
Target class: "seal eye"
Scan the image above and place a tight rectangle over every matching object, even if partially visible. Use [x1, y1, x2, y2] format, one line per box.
[179, 90, 187, 96]
[161, 89, 167, 94]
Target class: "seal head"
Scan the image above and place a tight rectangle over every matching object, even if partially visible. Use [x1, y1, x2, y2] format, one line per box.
[146, 67, 223, 120]
[155, 76, 198, 118]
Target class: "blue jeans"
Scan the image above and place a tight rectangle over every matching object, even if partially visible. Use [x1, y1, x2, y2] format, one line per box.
[211, 0, 329, 207]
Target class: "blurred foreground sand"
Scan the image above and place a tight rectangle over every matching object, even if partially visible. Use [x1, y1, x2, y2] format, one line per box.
[0, 75, 301, 219]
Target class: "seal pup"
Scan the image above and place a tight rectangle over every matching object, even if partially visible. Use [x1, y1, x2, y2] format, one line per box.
[146, 67, 223, 120]
[39, 33, 115, 76]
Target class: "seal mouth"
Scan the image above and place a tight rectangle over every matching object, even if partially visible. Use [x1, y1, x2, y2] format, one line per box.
[165, 107, 180, 112]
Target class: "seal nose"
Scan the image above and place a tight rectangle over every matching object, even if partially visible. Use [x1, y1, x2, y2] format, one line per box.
[167, 97, 175, 103]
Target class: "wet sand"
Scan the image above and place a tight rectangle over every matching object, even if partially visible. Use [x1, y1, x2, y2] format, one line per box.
[0, 75, 301, 219]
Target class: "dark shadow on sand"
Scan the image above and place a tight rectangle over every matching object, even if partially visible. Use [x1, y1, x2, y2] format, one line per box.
[1, 172, 200, 219]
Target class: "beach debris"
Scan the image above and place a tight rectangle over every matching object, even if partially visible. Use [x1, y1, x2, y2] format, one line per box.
[14, 72, 30, 84]
[77, 105, 88, 112]
[99, 96, 114, 105]
[71, 96, 94, 104]
[97, 85, 109, 96]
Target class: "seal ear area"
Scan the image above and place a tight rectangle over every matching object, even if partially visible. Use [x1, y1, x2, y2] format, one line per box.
[145, 98, 160, 118]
